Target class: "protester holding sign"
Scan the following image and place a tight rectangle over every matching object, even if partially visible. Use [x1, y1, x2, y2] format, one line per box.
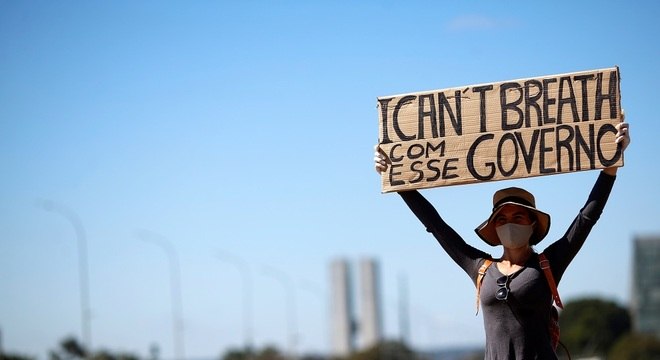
[373, 121, 629, 359]
[378, 67, 624, 193]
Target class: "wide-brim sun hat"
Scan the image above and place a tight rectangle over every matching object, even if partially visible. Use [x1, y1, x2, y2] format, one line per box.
[475, 187, 551, 246]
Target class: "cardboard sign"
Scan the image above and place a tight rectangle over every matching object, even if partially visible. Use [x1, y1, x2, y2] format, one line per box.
[377, 67, 623, 193]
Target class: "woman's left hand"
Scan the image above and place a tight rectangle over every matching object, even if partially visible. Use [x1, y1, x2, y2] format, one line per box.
[603, 112, 630, 176]
[615, 115, 630, 152]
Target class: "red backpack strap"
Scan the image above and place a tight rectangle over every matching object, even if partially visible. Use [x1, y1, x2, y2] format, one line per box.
[475, 259, 493, 315]
[538, 253, 563, 309]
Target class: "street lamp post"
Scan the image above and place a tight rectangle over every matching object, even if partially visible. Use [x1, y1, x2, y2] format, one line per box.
[217, 251, 254, 352]
[298, 279, 327, 354]
[37, 200, 92, 353]
[262, 265, 297, 359]
[136, 230, 185, 360]
[398, 272, 410, 345]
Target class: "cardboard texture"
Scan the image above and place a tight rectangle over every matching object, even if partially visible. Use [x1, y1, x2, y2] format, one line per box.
[378, 67, 623, 193]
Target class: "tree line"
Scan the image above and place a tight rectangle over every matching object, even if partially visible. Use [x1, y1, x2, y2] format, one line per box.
[2, 297, 659, 360]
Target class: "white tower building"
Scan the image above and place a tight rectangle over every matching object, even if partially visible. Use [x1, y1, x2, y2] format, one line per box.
[330, 259, 354, 357]
[359, 258, 382, 349]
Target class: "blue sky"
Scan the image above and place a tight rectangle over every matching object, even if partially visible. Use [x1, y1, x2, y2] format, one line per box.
[1, 1, 659, 359]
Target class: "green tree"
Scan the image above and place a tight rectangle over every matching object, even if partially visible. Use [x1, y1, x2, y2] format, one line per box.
[255, 347, 285, 360]
[222, 347, 255, 360]
[348, 341, 417, 360]
[50, 337, 88, 360]
[0, 353, 35, 360]
[559, 297, 630, 357]
[221, 345, 285, 360]
[608, 333, 660, 360]
[49, 337, 138, 360]
[90, 350, 140, 360]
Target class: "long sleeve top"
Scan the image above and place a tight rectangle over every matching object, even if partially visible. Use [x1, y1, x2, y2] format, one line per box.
[398, 172, 616, 359]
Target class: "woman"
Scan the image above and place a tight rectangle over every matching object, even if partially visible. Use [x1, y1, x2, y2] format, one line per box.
[374, 122, 630, 359]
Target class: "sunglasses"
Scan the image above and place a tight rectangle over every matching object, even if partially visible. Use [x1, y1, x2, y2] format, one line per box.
[496, 275, 511, 301]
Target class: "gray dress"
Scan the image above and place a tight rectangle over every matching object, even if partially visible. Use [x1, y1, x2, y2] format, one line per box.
[399, 172, 615, 359]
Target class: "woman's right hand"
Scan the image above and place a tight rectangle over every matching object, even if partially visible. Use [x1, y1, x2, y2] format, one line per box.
[374, 144, 389, 175]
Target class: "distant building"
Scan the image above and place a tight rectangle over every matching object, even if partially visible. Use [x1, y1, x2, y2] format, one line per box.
[330, 258, 383, 356]
[631, 236, 660, 338]
[359, 258, 383, 349]
[330, 259, 354, 357]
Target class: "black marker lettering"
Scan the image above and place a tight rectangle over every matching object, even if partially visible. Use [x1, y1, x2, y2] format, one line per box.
[418, 94, 437, 139]
[472, 85, 494, 133]
[597, 124, 621, 166]
[426, 159, 442, 182]
[573, 74, 593, 121]
[426, 141, 445, 158]
[467, 134, 495, 180]
[407, 144, 425, 160]
[497, 133, 518, 176]
[378, 98, 394, 144]
[557, 76, 579, 124]
[595, 71, 618, 120]
[575, 124, 595, 170]
[410, 161, 424, 183]
[543, 78, 557, 124]
[389, 144, 404, 162]
[514, 130, 540, 173]
[501, 82, 524, 130]
[439, 90, 462, 137]
[555, 125, 575, 172]
[442, 158, 459, 180]
[393, 95, 416, 141]
[539, 128, 555, 173]
[524, 80, 543, 127]
[389, 163, 404, 186]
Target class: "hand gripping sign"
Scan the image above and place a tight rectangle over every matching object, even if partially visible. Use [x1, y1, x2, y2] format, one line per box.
[377, 67, 624, 193]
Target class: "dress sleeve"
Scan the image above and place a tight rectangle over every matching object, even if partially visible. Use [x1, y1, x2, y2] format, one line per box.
[543, 171, 617, 281]
[398, 190, 490, 284]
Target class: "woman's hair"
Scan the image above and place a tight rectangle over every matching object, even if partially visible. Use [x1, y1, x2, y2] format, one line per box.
[527, 210, 540, 243]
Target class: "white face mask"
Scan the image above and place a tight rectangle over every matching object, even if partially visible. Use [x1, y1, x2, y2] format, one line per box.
[496, 223, 535, 248]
